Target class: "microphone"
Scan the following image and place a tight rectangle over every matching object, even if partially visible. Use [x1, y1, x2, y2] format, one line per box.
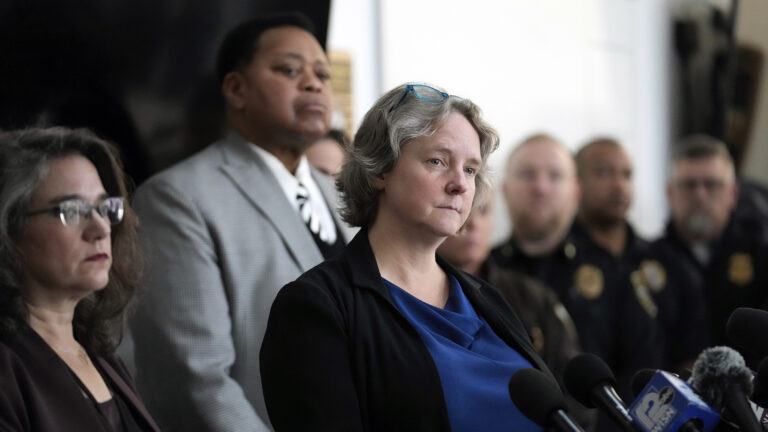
[563, 353, 638, 432]
[628, 369, 720, 432]
[632, 369, 659, 397]
[752, 357, 768, 407]
[508, 368, 585, 432]
[748, 357, 768, 427]
[726, 308, 768, 365]
[689, 346, 763, 432]
[632, 369, 691, 398]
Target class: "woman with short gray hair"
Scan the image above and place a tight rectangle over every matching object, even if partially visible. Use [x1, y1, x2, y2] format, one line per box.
[261, 83, 552, 431]
[337, 83, 498, 228]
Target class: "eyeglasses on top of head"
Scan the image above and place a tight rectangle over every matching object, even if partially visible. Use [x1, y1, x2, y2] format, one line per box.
[389, 84, 459, 113]
[26, 197, 125, 227]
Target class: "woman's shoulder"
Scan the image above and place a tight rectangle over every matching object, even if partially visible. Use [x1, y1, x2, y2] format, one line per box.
[0, 336, 21, 366]
[0, 333, 37, 397]
[275, 257, 353, 311]
[295, 255, 349, 287]
[279, 255, 348, 299]
[0, 329, 34, 365]
[0, 340, 29, 431]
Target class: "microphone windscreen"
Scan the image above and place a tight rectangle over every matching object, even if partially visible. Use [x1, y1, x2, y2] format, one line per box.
[726, 308, 768, 361]
[509, 368, 566, 427]
[563, 353, 616, 409]
[689, 346, 753, 410]
[631, 369, 657, 398]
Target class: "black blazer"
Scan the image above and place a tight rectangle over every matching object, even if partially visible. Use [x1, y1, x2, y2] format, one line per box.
[0, 325, 160, 432]
[260, 228, 554, 431]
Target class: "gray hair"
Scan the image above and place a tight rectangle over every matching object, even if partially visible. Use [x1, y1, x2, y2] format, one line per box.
[670, 134, 735, 180]
[0, 127, 141, 355]
[337, 83, 500, 227]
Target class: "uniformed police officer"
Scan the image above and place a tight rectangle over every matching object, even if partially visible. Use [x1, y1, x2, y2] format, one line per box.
[656, 134, 768, 366]
[574, 137, 706, 373]
[490, 133, 660, 403]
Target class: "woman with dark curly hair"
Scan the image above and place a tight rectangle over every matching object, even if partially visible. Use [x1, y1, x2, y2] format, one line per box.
[0, 127, 159, 431]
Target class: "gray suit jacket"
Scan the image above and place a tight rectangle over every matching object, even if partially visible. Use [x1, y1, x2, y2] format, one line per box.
[129, 131, 354, 431]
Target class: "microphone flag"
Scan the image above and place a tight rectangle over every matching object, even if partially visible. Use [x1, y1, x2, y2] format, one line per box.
[629, 371, 720, 432]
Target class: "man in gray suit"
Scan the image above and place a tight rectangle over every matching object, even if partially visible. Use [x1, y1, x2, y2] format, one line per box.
[130, 13, 353, 431]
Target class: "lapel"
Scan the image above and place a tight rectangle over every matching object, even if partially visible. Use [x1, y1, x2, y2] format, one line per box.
[310, 166, 357, 243]
[95, 357, 161, 432]
[344, 228, 393, 302]
[216, 131, 324, 271]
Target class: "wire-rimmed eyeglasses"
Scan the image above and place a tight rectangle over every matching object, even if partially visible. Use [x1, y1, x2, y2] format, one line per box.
[26, 197, 125, 226]
[389, 84, 458, 113]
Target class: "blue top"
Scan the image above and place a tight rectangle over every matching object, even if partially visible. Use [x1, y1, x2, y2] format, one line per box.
[384, 275, 542, 432]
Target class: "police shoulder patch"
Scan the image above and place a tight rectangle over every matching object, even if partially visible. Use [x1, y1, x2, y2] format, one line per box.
[574, 264, 603, 299]
[640, 259, 667, 294]
[728, 252, 753, 286]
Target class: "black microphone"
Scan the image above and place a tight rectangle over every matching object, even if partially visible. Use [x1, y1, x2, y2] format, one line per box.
[563, 353, 638, 432]
[726, 308, 768, 364]
[752, 357, 768, 407]
[688, 346, 762, 432]
[508, 368, 585, 432]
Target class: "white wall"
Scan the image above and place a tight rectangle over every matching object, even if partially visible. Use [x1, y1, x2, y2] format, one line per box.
[737, 0, 768, 184]
[329, 0, 673, 242]
[327, 0, 382, 131]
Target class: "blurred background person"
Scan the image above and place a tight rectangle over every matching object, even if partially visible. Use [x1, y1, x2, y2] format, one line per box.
[574, 137, 706, 373]
[490, 134, 659, 407]
[129, 13, 354, 431]
[306, 127, 348, 176]
[261, 83, 551, 431]
[492, 134, 579, 261]
[574, 138, 634, 257]
[657, 134, 768, 366]
[0, 127, 159, 431]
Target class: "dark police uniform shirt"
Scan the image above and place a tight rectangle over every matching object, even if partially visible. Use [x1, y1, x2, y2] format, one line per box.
[737, 178, 768, 226]
[655, 211, 768, 367]
[573, 222, 707, 372]
[490, 222, 662, 400]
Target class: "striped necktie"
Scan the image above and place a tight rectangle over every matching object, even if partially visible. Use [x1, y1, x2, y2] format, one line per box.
[296, 182, 329, 243]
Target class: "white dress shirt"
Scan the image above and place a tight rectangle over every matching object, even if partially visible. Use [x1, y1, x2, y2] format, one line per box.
[250, 144, 338, 244]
